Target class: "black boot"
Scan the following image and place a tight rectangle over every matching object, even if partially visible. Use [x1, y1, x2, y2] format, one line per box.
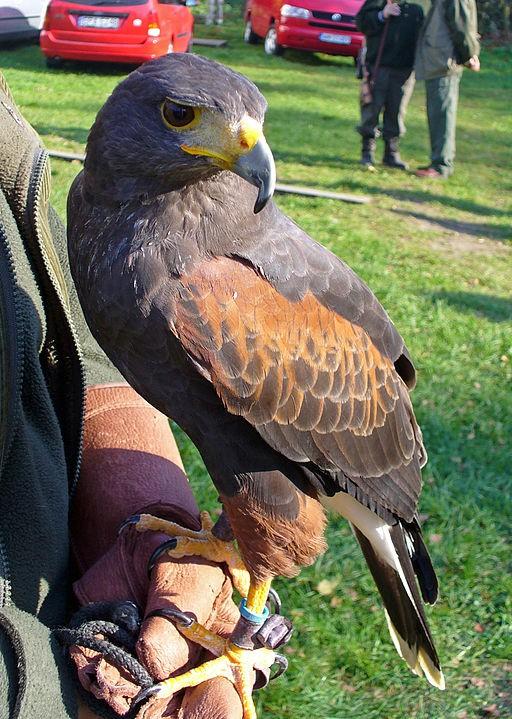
[383, 137, 408, 170]
[360, 137, 376, 169]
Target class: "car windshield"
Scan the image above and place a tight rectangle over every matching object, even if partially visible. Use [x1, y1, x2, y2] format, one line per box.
[61, 0, 148, 5]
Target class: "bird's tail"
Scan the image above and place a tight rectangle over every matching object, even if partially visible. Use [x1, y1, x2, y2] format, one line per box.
[353, 523, 445, 689]
[320, 493, 445, 689]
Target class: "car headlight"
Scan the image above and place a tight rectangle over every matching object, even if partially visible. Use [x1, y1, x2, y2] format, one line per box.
[281, 4, 311, 19]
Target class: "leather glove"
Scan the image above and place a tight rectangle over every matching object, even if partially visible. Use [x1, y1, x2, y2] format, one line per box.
[69, 385, 243, 719]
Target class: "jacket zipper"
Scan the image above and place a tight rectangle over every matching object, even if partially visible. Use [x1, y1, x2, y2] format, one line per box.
[0, 221, 25, 609]
[27, 148, 86, 496]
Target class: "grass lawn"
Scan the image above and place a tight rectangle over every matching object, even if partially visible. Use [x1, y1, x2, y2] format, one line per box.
[1, 13, 511, 719]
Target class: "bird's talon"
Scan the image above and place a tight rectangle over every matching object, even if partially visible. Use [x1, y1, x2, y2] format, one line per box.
[133, 683, 163, 708]
[117, 514, 141, 535]
[146, 606, 196, 628]
[147, 538, 178, 576]
[270, 653, 288, 681]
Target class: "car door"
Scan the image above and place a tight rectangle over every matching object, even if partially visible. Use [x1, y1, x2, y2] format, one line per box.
[156, 0, 192, 52]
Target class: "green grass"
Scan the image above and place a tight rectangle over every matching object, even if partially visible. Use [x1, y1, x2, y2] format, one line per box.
[2, 18, 511, 719]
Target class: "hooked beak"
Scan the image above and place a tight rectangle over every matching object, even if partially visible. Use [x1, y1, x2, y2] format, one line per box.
[232, 135, 276, 214]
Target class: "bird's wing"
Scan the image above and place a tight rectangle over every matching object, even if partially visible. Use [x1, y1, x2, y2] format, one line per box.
[174, 255, 425, 522]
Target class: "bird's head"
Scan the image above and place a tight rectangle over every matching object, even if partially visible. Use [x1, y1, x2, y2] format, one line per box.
[85, 54, 275, 213]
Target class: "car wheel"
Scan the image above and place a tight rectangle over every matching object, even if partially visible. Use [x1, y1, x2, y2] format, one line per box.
[46, 57, 63, 69]
[264, 25, 283, 56]
[243, 19, 258, 44]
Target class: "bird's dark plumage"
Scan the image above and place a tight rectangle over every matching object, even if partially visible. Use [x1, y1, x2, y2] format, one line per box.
[68, 53, 443, 689]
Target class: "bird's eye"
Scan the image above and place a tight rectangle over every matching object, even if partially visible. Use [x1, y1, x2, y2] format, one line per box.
[161, 99, 197, 129]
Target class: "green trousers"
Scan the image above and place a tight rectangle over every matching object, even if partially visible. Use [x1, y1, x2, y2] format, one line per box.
[425, 72, 461, 176]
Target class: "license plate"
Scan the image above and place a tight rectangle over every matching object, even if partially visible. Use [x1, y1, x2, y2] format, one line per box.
[77, 15, 120, 29]
[319, 33, 351, 44]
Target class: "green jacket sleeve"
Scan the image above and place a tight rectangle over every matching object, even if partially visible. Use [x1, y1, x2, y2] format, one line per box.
[48, 203, 125, 388]
[444, 0, 480, 64]
[0, 606, 77, 719]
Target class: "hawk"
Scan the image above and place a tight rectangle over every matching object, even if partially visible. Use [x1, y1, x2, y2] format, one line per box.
[68, 53, 444, 718]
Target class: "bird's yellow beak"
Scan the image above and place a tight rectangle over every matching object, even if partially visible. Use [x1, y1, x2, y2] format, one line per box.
[181, 116, 276, 214]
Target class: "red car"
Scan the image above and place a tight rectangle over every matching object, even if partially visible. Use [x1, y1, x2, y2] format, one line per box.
[244, 0, 364, 58]
[40, 0, 194, 67]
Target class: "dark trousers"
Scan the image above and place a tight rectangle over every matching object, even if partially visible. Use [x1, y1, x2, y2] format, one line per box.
[425, 72, 461, 176]
[358, 66, 415, 140]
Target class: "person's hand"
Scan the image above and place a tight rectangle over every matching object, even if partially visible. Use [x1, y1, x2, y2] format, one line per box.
[383, 1, 401, 19]
[70, 511, 244, 719]
[68, 386, 245, 718]
[466, 55, 480, 72]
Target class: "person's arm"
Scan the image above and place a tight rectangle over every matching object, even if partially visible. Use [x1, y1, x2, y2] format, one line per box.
[444, 0, 480, 65]
[356, 1, 401, 35]
[69, 385, 244, 719]
[356, 0, 386, 36]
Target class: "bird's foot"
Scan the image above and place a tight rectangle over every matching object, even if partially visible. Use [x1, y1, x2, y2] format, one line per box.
[120, 510, 251, 597]
[135, 608, 287, 719]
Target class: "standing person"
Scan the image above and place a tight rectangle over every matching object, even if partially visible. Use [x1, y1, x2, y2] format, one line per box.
[206, 0, 223, 25]
[356, 0, 424, 170]
[415, 0, 480, 178]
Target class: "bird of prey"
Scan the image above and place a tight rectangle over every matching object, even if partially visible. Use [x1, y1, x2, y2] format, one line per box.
[68, 53, 444, 717]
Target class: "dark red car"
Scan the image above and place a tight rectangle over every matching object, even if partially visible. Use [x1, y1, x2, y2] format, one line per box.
[40, 0, 193, 67]
[244, 0, 364, 58]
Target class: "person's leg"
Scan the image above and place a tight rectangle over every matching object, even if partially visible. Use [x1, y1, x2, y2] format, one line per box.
[357, 68, 387, 168]
[206, 0, 215, 24]
[216, 0, 224, 24]
[382, 68, 414, 169]
[424, 73, 461, 176]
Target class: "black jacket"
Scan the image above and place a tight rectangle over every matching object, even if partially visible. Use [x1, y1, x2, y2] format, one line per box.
[356, 1, 425, 69]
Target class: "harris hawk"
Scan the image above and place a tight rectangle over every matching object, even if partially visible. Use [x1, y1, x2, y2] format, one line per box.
[67, 53, 444, 716]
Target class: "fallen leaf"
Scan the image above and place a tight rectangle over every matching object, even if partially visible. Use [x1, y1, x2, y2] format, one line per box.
[429, 533, 443, 544]
[469, 676, 486, 687]
[330, 596, 342, 608]
[467, 431, 476, 440]
[481, 705, 500, 717]
[340, 682, 356, 693]
[474, 623, 485, 634]
[316, 579, 338, 596]
[347, 588, 359, 601]
[457, 711, 468, 719]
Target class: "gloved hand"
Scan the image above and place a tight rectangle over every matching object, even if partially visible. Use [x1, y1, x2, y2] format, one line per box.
[71, 508, 243, 719]
[69, 385, 244, 719]
[383, 1, 401, 19]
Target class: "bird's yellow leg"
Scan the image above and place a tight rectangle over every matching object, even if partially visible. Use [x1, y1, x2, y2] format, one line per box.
[246, 578, 272, 615]
[131, 510, 250, 596]
[137, 579, 276, 719]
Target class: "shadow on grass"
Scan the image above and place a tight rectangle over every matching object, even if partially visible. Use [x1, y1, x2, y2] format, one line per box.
[430, 291, 512, 323]
[34, 123, 89, 144]
[0, 43, 134, 77]
[392, 208, 512, 242]
[338, 178, 512, 218]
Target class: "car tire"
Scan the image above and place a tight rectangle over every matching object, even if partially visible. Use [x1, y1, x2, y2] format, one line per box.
[46, 57, 63, 69]
[264, 25, 283, 56]
[243, 19, 258, 44]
